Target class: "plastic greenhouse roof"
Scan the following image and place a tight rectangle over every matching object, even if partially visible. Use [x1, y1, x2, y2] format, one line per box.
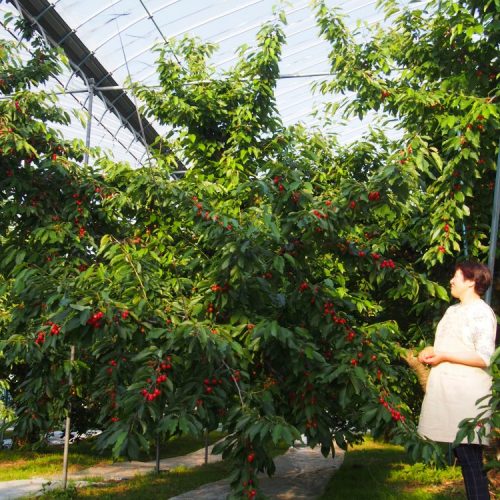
[2, 0, 419, 167]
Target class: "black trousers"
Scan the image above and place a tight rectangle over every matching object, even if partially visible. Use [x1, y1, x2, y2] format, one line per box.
[453, 444, 490, 500]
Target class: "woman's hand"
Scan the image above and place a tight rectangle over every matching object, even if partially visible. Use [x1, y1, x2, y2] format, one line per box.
[417, 346, 434, 363]
[420, 351, 445, 366]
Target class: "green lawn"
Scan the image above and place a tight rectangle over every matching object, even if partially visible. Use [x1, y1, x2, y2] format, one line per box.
[0, 431, 225, 482]
[0, 442, 109, 482]
[319, 438, 466, 500]
[52, 462, 232, 499]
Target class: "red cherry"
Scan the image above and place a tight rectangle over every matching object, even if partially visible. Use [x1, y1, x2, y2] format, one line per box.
[50, 323, 61, 335]
[247, 452, 255, 463]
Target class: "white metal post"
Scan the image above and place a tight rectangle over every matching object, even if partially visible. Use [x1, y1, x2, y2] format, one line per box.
[83, 78, 95, 165]
[62, 78, 95, 489]
[62, 345, 75, 489]
[485, 140, 500, 305]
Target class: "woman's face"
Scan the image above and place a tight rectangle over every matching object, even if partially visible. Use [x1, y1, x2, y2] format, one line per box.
[449, 269, 475, 299]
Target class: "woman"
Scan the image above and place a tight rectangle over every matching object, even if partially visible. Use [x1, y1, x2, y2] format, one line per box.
[418, 261, 496, 500]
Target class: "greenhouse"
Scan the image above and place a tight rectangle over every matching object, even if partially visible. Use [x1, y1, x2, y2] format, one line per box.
[0, 0, 498, 498]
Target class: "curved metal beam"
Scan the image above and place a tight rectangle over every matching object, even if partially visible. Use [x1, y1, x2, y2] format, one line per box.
[11, 0, 168, 157]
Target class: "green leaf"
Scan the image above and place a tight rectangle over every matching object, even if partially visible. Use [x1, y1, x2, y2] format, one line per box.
[271, 424, 283, 444]
[15, 250, 26, 265]
[435, 284, 449, 301]
[112, 430, 128, 457]
[70, 303, 89, 311]
[273, 256, 284, 274]
[147, 328, 168, 339]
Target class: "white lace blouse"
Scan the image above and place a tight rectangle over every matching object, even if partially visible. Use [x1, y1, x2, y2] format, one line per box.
[434, 300, 496, 366]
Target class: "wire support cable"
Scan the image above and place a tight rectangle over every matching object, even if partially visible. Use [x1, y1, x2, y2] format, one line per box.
[115, 12, 152, 167]
[0, 71, 337, 101]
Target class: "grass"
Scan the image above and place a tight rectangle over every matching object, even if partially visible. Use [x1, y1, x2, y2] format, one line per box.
[36, 462, 233, 499]
[0, 441, 110, 482]
[0, 431, 225, 482]
[319, 438, 467, 500]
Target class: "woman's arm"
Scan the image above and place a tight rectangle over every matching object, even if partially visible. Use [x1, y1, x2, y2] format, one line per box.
[420, 350, 487, 368]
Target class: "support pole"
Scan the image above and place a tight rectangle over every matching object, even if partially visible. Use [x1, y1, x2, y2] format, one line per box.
[83, 78, 95, 166]
[155, 436, 161, 474]
[0, 388, 6, 448]
[62, 78, 95, 490]
[204, 429, 209, 465]
[62, 345, 75, 489]
[485, 140, 500, 306]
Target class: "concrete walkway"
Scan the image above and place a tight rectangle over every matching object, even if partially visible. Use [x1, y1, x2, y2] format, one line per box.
[172, 445, 344, 500]
[0, 480, 51, 500]
[0, 442, 344, 499]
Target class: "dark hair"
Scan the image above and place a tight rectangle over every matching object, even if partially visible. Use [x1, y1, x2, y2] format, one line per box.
[455, 261, 492, 295]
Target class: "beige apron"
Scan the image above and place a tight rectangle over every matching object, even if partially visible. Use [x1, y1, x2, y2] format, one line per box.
[418, 303, 493, 445]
